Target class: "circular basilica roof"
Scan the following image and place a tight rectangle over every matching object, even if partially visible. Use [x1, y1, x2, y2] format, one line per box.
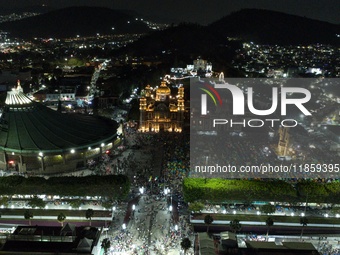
[0, 86, 118, 154]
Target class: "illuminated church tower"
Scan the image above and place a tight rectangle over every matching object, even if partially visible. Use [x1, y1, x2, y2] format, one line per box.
[139, 81, 184, 132]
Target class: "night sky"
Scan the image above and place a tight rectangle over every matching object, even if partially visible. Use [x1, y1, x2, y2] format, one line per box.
[2, 0, 340, 25]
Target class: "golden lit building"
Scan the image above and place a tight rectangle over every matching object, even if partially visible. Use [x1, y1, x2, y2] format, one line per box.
[139, 81, 184, 132]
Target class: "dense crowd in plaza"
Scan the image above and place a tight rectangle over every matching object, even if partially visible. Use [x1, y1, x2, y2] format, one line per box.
[48, 120, 338, 254]
[106, 191, 193, 255]
[191, 127, 339, 180]
[82, 126, 192, 254]
[192, 133, 276, 165]
[162, 133, 190, 181]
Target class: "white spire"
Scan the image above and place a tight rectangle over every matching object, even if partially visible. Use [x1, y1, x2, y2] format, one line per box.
[16, 80, 23, 92]
[5, 80, 32, 105]
[219, 72, 225, 82]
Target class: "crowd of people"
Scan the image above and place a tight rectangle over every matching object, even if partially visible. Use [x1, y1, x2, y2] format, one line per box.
[87, 125, 192, 254]
[93, 122, 340, 254]
[106, 190, 193, 255]
[163, 133, 190, 180]
[319, 241, 340, 255]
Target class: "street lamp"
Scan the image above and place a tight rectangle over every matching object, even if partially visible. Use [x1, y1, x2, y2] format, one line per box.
[132, 204, 135, 211]
[304, 193, 308, 214]
[175, 225, 178, 231]
[112, 206, 116, 221]
[169, 205, 173, 211]
[122, 223, 126, 230]
[38, 152, 45, 172]
[170, 188, 172, 206]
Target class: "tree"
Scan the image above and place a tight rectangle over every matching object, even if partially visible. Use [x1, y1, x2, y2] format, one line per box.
[101, 238, 111, 255]
[102, 200, 113, 210]
[265, 217, 274, 240]
[180, 237, 192, 255]
[0, 175, 131, 200]
[0, 196, 9, 207]
[204, 214, 214, 233]
[85, 209, 94, 226]
[57, 99, 62, 112]
[229, 219, 242, 233]
[69, 199, 82, 209]
[297, 180, 328, 204]
[188, 201, 204, 213]
[331, 206, 340, 215]
[260, 204, 276, 215]
[300, 216, 308, 241]
[28, 196, 46, 209]
[57, 213, 66, 227]
[24, 209, 33, 226]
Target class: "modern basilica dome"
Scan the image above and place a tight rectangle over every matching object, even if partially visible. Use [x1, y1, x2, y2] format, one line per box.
[0, 82, 118, 174]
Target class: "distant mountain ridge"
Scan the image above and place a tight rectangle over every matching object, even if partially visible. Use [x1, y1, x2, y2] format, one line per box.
[116, 9, 339, 63]
[0, 5, 54, 15]
[0, 6, 151, 38]
[0, 7, 338, 46]
[208, 9, 339, 45]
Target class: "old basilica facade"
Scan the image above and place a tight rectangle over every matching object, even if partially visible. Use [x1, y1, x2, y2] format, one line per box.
[139, 81, 184, 132]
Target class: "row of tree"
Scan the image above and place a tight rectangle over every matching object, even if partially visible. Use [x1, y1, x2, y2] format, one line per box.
[204, 214, 308, 241]
[9, 208, 94, 227]
[0, 175, 130, 200]
[183, 178, 340, 203]
[189, 202, 278, 215]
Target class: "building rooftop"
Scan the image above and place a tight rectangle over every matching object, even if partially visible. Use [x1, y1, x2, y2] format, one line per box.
[0, 84, 117, 154]
[2, 224, 99, 255]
